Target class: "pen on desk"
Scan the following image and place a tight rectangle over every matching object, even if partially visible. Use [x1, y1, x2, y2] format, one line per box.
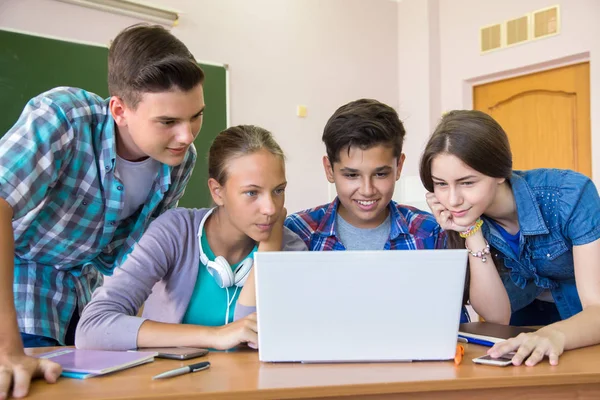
[457, 335, 495, 347]
[152, 361, 211, 380]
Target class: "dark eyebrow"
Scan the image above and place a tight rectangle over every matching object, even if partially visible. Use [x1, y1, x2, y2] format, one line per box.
[339, 166, 392, 173]
[155, 106, 205, 121]
[339, 167, 359, 173]
[431, 175, 477, 182]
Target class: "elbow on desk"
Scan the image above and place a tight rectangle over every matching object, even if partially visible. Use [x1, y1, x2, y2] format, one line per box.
[75, 306, 145, 351]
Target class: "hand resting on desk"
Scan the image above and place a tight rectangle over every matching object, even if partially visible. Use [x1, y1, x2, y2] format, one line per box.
[487, 328, 565, 367]
[0, 352, 61, 399]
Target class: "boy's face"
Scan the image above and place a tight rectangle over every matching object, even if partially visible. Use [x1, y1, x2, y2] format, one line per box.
[111, 83, 205, 166]
[324, 144, 404, 229]
[209, 149, 287, 243]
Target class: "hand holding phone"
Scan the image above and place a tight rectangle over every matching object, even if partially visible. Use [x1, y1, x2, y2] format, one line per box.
[472, 352, 516, 367]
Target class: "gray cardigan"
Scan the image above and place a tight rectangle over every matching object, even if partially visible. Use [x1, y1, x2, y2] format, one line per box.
[75, 207, 307, 351]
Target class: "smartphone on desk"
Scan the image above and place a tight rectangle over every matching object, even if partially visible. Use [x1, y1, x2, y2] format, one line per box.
[472, 352, 516, 367]
[132, 347, 208, 360]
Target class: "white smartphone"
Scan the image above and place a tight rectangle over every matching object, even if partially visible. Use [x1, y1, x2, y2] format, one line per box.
[472, 352, 516, 367]
[132, 347, 208, 360]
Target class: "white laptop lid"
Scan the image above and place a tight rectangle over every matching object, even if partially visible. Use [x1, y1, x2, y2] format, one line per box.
[255, 249, 468, 363]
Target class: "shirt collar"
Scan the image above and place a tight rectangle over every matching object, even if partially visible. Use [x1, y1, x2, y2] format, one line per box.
[99, 98, 117, 182]
[510, 172, 549, 235]
[316, 198, 409, 239]
[388, 200, 410, 239]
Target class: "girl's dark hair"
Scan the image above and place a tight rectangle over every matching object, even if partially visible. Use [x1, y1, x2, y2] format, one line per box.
[419, 110, 513, 305]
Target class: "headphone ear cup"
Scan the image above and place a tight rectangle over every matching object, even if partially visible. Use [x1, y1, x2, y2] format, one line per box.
[234, 257, 254, 287]
[207, 256, 235, 288]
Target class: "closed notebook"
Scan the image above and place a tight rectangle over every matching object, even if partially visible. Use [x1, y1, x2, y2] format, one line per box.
[459, 322, 536, 343]
[37, 349, 158, 379]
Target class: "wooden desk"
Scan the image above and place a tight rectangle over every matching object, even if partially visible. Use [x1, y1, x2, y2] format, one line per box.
[25, 344, 600, 400]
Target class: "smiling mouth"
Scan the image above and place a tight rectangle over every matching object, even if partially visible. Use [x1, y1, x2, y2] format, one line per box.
[450, 209, 470, 216]
[355, 199, 378, 206]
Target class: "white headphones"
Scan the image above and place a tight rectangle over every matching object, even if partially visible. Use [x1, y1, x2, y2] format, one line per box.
[198, 208, 255, 289]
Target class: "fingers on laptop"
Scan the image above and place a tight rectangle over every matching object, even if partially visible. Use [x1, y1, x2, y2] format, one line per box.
[241, 314, 259, 349]
[217, 313, 258, 350]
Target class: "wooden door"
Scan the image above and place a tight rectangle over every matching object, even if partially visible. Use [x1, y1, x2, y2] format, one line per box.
[473, 62, 591, 176]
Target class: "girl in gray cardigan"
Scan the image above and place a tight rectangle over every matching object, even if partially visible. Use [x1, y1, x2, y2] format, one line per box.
[75, 125, 306, 351]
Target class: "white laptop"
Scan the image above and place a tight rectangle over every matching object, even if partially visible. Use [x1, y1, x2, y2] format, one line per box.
[254, 249, 468, 363]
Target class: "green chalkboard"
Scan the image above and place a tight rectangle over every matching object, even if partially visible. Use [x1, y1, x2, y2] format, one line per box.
[0, 28, 227, 209]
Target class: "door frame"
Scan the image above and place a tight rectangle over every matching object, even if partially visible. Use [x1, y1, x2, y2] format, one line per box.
[463, 51, 591, 176]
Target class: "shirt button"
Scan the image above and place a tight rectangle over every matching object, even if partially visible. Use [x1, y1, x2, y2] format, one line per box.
[105, 165, 110, 171]
[547, 254, 551, 258]
[82, 201, 88, 206]
[110, 221, 116, 226]
[117, 185, 124, 191]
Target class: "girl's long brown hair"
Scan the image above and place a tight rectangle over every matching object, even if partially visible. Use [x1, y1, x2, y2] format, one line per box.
[419, 110, 513, 305]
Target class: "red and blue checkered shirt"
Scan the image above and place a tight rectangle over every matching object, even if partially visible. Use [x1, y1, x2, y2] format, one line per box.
[284, 198, 446, 251]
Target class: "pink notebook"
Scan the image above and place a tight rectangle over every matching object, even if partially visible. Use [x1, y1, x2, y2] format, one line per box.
[37, 349, 158, 379]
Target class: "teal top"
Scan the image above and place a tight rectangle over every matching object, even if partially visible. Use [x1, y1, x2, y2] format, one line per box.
[182, 227, 254, 326]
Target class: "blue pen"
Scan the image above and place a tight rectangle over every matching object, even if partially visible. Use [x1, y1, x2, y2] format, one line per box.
[458, 335, 495, 347]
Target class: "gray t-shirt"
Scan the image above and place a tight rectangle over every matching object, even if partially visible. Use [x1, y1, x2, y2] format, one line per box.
[336, 212, 391, 250]
[115, 154, 161, 221]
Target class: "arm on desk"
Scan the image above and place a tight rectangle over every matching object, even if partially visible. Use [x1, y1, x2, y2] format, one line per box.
[137, 314, 258, 350]
[76, 209, 259, 351]
[489, 239, 600, 366]
[0, 198, 61, 399]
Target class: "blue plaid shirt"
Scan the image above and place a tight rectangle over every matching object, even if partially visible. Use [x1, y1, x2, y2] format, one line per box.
[0, 87, 196, 343]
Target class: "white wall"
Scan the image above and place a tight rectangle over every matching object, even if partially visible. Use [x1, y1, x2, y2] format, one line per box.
[398, 0, 600, 193]
[5, 0, 594, 213]
[393, 0, 441, 211]
[0, 0, 400, 213]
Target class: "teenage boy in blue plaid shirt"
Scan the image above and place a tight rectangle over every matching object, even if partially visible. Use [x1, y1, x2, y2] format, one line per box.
[0, 24, 205, 397]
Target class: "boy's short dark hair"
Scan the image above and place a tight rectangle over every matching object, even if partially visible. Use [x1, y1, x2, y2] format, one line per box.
[322, 99, 405, 165]
[108, 24, 204, 108]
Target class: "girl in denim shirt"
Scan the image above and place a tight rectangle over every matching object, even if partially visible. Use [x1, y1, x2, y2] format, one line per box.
[420, 110, 600, 367]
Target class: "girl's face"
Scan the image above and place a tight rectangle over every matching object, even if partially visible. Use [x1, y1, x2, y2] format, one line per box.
[430, 153, 505, 227]
[211, 149, 287, 242]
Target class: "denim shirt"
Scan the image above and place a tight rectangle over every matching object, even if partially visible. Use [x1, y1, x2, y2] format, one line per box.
[482, 169, 600, 320]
